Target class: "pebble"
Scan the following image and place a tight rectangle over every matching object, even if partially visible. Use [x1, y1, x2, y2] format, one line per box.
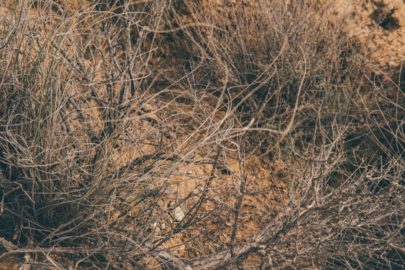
[174, 207, 185, 222]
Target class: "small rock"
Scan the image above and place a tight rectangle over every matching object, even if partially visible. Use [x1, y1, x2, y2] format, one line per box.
[174, 207, 185, 222]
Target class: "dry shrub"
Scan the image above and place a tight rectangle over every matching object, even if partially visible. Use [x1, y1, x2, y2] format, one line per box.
[161, 1, 365, 154]
[0, 1, 177, 268]
[0, 0, 403, 269]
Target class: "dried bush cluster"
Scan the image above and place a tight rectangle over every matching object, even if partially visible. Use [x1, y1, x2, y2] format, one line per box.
[0, 0, 403, 269]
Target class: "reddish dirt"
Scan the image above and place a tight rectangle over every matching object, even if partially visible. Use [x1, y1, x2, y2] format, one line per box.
[325, 0, 405, 69]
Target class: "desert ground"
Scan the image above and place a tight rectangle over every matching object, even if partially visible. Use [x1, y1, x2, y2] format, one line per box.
[0, 1, 404, 269]
[328, 0, 405, 69]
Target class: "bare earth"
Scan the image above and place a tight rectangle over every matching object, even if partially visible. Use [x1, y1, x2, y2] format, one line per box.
[327, 0, 405, 69]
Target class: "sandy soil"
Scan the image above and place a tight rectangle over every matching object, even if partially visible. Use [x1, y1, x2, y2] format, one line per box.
[327, 0, 405, 69]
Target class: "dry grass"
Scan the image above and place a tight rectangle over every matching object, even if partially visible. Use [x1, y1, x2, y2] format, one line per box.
[0, 0, 403, 269]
